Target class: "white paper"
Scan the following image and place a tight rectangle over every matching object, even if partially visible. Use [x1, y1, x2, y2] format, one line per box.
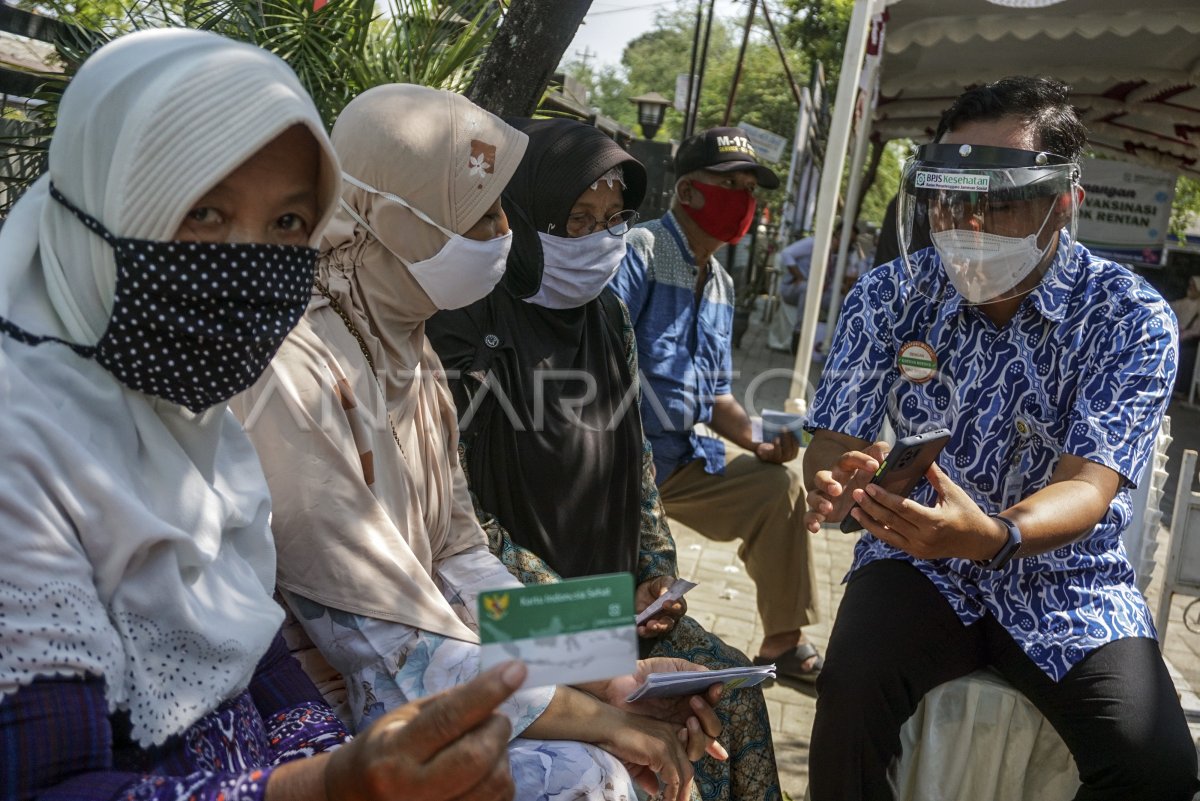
[761, 409, 806, 443]
[625, 664, 777, 702]
[636, 578, 698, 626]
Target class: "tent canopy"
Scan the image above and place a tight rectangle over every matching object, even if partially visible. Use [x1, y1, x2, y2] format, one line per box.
[874, 0, 1200, 176]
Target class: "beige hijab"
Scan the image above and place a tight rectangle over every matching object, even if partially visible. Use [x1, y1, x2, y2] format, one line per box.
[236, 84, 527, 641]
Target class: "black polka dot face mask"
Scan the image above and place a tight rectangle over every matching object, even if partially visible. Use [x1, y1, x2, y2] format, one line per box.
[0, 184, 317, 413]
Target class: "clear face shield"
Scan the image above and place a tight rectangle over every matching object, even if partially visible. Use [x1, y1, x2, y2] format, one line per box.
[898, 144, 1080, 304]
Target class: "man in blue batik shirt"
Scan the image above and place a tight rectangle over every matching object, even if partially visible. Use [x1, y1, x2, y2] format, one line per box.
[803, 76, 1198, 801]
[611, 127, 822, 683]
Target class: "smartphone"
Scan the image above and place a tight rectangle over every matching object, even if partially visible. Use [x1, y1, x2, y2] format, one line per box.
[840, 428, 952, 534]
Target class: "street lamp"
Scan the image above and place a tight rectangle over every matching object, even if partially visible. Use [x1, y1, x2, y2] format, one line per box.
[629, 92, 671, 140]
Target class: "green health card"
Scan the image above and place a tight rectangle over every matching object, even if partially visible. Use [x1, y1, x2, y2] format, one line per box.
[478, 573, 638, 689]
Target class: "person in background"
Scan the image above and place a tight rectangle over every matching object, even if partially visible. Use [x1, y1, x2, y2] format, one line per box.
[1169, 274, 1200, 395]
[0, 29, 527, 801]
[428, 117, 783, 801]
[873, 191, 932, 268]
[803, 75, 1197, 801]
[767, 233, 812, 352]
[234, 84, 719, 801]
[610, 127, 822, 684]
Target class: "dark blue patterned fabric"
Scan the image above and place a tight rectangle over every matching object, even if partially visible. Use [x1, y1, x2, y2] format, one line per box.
[2, 633, 350, 800]
[611, 212, 736, 483]
[807, 236, 1178, 681]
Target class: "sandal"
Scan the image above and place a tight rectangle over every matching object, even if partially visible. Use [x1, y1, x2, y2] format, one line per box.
[754, 642, 824, 683]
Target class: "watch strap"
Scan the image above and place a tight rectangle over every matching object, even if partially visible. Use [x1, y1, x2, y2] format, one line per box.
[984, 514, 1022, 571]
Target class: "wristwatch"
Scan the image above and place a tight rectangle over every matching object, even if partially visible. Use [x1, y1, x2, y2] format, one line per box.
[982, 515, 1022, 571]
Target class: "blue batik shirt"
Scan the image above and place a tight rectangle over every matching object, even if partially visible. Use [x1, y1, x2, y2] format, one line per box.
[807, 235, 1178, 681]
[610, 211, 735, 484]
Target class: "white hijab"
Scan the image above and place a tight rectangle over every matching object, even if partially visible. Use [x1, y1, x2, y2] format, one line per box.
[0, 28, 340, 747]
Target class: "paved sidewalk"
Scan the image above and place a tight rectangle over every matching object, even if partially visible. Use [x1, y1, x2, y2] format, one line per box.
[671, 516, 849, 797]
[671, 302, 1200, 799]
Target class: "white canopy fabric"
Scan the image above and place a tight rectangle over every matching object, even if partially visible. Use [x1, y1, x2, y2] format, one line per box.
[875, 0, 1200, 175]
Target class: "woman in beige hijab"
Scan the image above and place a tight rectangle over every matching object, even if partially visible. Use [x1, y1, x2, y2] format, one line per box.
[235, 84, 723, 801]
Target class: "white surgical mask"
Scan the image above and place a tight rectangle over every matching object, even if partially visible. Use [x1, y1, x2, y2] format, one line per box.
[930, 202, 1057, 304]
[524, 225, 628, 310]
[341, 173, 511, 310]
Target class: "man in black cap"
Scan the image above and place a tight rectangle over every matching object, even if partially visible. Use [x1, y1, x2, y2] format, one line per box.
[610, 127, 823, 683]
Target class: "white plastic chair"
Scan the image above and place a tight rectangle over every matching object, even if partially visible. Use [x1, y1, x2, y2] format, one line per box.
[892, 670, 1079, 801]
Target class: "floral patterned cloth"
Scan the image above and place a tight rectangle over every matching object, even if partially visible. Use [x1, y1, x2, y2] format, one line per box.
[280, 546, 639, 801]
[2, 633, 349, 801]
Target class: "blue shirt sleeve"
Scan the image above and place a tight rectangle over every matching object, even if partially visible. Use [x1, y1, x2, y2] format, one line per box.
[806, 268, 901, 441]
[715, 331, 733, 397]
[1063, 289, 1177, 488]
[610, 236, 653, 326]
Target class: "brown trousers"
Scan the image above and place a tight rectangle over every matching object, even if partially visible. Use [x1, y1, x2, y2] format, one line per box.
[659, 442, 817, 637]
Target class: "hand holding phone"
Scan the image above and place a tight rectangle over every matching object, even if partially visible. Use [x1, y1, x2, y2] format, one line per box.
[840, 428, 951, 534]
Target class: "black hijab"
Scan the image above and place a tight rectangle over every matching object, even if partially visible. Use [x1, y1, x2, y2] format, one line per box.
[427, 118, 648, 579]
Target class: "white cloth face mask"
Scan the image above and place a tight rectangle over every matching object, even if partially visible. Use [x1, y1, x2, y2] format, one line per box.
[931, 202, 1056, 304]
[340, 173, 511, 310]
[525, 224, 629, 310]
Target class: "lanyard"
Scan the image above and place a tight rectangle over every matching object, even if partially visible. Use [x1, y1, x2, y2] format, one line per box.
[1001, 417, 1035, 510]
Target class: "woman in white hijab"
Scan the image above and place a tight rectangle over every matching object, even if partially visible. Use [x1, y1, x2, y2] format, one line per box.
[0, 29, 530, 801]
[234, 84, 721, 801]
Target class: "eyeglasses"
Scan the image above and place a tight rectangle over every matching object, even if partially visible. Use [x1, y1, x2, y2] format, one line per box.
[564, 209, 640, 238]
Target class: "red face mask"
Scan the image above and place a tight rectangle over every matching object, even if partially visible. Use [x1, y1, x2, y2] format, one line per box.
[679, 180, 757, 243]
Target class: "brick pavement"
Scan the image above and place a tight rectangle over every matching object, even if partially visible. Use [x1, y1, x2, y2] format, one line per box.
[667, 301, 1200, 799]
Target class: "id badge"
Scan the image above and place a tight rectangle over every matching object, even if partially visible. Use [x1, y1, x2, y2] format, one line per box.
[1001, 418, 1033, 509]
[1001, 465, 1023, 510]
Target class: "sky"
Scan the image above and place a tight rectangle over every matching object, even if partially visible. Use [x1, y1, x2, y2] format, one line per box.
[565, 0, 746, 73]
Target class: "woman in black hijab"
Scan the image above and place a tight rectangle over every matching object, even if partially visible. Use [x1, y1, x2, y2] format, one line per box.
[427, 118, 782, 801]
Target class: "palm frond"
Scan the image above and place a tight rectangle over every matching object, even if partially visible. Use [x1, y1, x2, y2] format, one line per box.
[0, 0, 504, 216]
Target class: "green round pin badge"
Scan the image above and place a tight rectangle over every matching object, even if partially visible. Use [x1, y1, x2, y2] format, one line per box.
[897, 341, 937, 383]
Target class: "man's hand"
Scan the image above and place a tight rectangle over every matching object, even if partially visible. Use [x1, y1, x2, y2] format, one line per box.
[321, 661, 525, 801]
[755, 431, 799, 464]
[581, 657, 727, 763]
[635, 576, 686, 638]
[848, 464, 1007, 561]
[804, 440, 889, 532]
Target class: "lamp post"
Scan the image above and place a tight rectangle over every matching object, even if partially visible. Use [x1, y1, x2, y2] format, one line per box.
[629, 92, 671, 140]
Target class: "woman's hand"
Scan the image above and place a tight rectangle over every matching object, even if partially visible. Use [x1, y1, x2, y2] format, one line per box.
[318, 661, 525, 801]
[579, 657, 727, 762]
[594, 707, 697, 801]
[635, 576, 686, 638]
[848, 464, 1007, 561]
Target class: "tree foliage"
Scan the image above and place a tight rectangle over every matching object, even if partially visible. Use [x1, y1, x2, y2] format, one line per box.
[1171, 174, 1200, 243]
[781, 0, 851, 89]
[561, 1, 905, 229]
[0, 0, 501, 215]
[466, 0, 592, 117]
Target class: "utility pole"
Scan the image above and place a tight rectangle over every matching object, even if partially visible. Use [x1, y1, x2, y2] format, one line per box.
[688, 0, 718, 137]
[683, 0, 704, 137]
[575, 46, 597, 71]
[722, 0, 756, 126]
